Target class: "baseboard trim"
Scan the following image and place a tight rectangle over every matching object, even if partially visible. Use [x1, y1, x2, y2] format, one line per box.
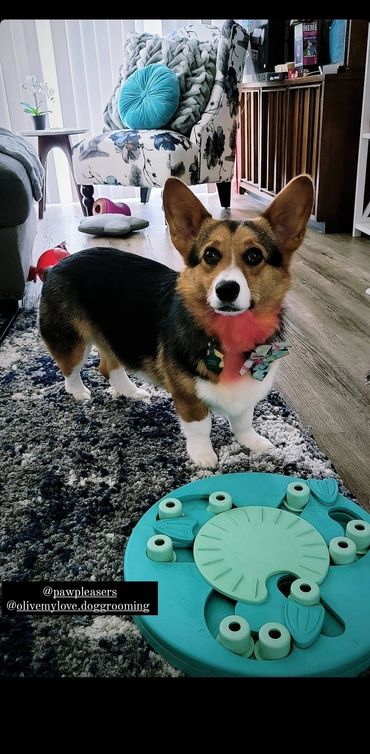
[0, 300, 21, 345]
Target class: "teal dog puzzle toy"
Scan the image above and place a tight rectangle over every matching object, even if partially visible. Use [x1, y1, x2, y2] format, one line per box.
[124, 472, 370, 676]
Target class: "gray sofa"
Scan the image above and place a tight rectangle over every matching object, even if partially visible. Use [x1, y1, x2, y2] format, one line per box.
[0, 152, 37, 303]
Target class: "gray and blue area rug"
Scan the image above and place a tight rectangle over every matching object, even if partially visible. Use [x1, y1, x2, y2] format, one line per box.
[0, 310, 355, 678]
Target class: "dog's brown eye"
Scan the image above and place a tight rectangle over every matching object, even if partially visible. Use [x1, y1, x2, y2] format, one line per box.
[203, 247, 221, 266]
[244, 247, 263, 266]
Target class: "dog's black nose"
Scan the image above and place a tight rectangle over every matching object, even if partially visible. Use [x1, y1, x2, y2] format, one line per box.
[215, 280, 240, 303]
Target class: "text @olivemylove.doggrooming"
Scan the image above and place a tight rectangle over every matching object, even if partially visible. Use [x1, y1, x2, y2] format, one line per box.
[2, 581, 158, 615]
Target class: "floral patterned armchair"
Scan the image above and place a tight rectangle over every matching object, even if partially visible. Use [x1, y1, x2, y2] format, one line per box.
[72, 20, 248, 215]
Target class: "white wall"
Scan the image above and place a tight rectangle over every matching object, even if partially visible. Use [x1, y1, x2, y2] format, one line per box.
[0, 19, 223, 203]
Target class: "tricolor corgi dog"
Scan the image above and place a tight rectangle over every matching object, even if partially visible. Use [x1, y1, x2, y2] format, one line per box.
[39, 175, 313, 467]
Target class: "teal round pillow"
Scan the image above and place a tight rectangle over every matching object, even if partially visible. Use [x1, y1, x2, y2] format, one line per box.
[118, 64, 180, 130]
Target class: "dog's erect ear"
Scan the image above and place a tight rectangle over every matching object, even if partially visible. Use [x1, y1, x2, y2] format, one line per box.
[163, 178, 211, 260]
[263, 175, 314, 256]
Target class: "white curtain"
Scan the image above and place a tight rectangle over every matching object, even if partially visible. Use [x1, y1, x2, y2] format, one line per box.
[0, 19, 225, 204]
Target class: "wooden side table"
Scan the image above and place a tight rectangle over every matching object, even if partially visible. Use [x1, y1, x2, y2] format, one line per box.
[20, 128, 88, 219]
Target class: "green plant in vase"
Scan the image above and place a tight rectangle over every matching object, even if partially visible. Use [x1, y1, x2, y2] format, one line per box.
[21, 75, 55, 130]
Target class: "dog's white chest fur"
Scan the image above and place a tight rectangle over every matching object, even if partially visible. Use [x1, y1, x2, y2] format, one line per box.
[195, 361, 278, 418]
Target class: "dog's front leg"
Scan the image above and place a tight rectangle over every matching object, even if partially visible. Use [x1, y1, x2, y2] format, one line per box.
[179, 414, 218, 468]
[174, 396, 217, 468]
[230, 406, 274, 455]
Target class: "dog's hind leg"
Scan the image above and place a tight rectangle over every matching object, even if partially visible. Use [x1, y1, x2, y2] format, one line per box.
[40, 311, 92, 400]
[47, 339, 92, 401]
[45, 340, 91, 401]
[110, 366, 150, 399]
[63, 343, 92, 401]
[99, 350, 149, 399]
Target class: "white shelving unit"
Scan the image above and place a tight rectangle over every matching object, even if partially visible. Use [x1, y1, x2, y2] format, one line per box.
[353, 23, 370, 237]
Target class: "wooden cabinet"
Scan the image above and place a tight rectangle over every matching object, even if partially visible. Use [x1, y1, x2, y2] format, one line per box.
[353, 23, 370, 237]
[238, 74, 364, 232]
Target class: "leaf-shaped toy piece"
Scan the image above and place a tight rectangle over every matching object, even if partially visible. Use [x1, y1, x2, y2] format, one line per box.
[154, 517, 197, 548]
[308, 478, 339, 506]
[284, 599, 325, 648]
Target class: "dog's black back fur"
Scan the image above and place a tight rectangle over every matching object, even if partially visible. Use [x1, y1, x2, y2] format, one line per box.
[40, 247, 209, 375]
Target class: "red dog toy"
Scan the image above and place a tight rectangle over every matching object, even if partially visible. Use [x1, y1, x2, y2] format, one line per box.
[92, 198, 131, 216]
[28, 242, 70, 283]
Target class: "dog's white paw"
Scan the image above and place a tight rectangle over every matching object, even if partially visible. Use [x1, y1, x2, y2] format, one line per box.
[66, 385, 91, 401]
[187, 441, 218, 468]
[237, 430, 274, 455]
[130, 387, 150, 400]
[111, 386, 150, 400]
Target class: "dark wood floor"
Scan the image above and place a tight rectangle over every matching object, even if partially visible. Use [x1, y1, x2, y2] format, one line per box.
[31, 190, 370, 508]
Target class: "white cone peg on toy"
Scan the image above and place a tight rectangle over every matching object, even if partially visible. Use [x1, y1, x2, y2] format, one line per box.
[158, 498, 183, 519]
[345, 520, 370, 554]
[217, 615, 254, 657]
[329, 536, 357, 565]
[207, 491, 233, 514]
[290, 578, 320, 606]
[147, 534, 176, 562]
[255, 623, 291, 660]
[285, 481, 310, 512]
